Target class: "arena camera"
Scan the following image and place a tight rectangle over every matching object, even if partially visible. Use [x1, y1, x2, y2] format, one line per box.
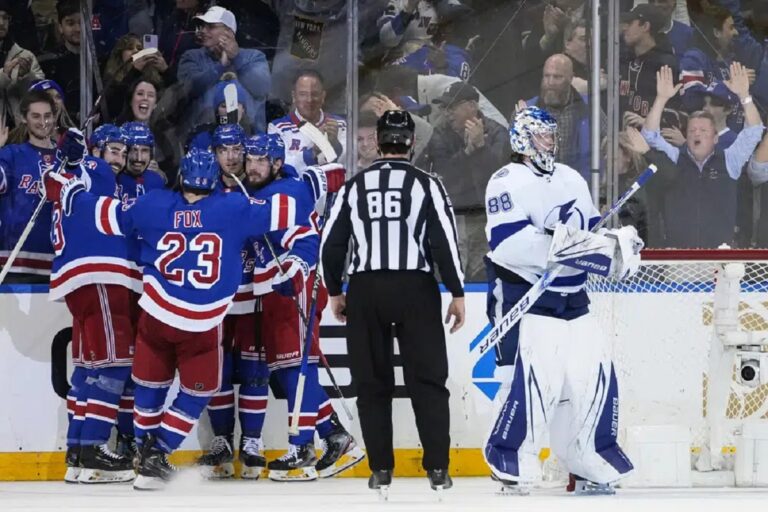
[736, 352, 768, 388]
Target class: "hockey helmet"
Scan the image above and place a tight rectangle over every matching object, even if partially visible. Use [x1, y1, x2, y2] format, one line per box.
[245, 134, 284, 162]
[180, 148, 219, 192]
[509, 106, 558, 174]
[376, 110, 415, 149]
[212, 123, 246, 148]
[122, 121, 155, 148]
[90, 124, 125, 150]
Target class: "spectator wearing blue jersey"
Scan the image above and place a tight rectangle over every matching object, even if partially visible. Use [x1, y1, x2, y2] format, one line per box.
[177, 6, 270, 134]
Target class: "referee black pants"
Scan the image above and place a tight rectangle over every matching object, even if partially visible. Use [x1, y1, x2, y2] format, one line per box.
[346, 270, 450, 472]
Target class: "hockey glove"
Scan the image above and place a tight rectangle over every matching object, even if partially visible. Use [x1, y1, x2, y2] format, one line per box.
[59, 128, 87, 167]
[271, 256, 309, 297]
[44, 172, 84, 216]
[302, 163, 346, 215]
[548, 223, 615, 277]
[605, 225, 644, 280]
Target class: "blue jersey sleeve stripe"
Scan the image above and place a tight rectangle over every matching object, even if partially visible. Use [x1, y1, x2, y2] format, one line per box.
[489, 220, 531, 251]
[588, 216, 601, 230]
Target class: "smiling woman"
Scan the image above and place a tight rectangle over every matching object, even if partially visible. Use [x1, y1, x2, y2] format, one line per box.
[118, 78, 159, 124]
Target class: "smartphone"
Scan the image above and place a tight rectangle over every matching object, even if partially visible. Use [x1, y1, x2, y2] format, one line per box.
[143, 34, 158, 50]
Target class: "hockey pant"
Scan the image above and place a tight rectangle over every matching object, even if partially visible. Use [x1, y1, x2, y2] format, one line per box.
[484, 312, 634, 484]
[132, 313, 222, 454]
[65, 284, 135, 446]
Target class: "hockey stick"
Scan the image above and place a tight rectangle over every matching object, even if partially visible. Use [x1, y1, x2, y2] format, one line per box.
[224, 171, 353, 427]
[469, 163, 658, 360]
[298, 121, 338, 163]
[0, 157, 69, 285]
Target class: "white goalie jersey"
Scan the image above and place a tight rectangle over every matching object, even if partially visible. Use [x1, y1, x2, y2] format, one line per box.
[485, 161, 601, 294]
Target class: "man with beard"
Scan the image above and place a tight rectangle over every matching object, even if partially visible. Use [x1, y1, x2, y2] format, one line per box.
[520, 54, 601, 180]
[117, 122, 166, 205]
[246, 133, 365, 481]
[90, 124, 128, 175]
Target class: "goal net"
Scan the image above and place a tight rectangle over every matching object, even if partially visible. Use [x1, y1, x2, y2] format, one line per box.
[545, 249, 768, 484]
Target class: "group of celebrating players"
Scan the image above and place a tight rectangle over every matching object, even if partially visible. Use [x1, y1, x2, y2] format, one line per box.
[17, 97, 363, 490]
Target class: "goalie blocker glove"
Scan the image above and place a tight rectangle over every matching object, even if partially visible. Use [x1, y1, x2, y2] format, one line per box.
[548, 224, 644, 280]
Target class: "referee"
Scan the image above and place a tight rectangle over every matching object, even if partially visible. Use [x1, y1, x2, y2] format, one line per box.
[320, 110, 465, 493]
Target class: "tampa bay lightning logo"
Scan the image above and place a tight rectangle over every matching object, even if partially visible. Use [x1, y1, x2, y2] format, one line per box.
[543, 199, 585, 230]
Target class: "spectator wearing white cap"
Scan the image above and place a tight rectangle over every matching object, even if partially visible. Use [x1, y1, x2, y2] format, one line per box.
[177, 5, 270, 134]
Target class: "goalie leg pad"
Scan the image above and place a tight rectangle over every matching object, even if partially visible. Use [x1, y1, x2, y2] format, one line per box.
[553, 314, 634, 484]
[484, 314, 567, 484]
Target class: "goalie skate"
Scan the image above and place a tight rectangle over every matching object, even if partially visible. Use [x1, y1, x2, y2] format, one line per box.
[197, 435, 234, 479]
[368, 469, 392, 501]
[64, 446, 81, 484]
[78, 443, 135, 484]
[491, 472, 530, 496]
[316, 427, 366, 478]
[268, 443, 318, 481]
[572, 476, 616, 496]
[239, 436, 266, 480]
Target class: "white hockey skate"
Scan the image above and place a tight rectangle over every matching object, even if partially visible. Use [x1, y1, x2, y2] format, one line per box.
[197, 435, 235, 479]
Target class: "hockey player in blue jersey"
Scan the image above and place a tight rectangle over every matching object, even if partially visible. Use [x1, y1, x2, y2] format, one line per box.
[50, 147, 282, 490]
[47, 127, 140, 484]
[196, 123, 261, 479]
[89, 124, 128, 175]
[483, 107, 641, 495]
[0, 90, 59, 282]
[117, 122, 166, 205]
[245, 134, 364, 481]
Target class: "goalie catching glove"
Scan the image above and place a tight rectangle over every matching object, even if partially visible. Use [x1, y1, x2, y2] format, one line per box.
[547, 224, 643, 280]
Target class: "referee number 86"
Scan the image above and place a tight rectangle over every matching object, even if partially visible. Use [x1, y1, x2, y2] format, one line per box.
[487, 192, 513, 214]
[368, 190, 402, 219]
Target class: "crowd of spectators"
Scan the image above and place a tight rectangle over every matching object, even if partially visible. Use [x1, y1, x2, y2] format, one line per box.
[1, 0, 768, 283]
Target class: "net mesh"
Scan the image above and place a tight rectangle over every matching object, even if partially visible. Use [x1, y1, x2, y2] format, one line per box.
[542, 255, 768, 482]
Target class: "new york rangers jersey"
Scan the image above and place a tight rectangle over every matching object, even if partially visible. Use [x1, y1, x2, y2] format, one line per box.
[49, 157, 140, 301]
[251, 176, 319, 296]
[77, 188, 272, 332]
[116, 170, 166, 206]
[0, 142, 58, 275]
[485, 162, 600, 294]
[216, 183, 257, 315]
[268, 111, 346, 175]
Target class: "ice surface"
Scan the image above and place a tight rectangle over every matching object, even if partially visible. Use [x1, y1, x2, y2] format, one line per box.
[2, 477, 768, 512]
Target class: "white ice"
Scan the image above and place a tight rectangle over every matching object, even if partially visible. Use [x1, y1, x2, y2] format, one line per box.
[3, 477, 768, 512]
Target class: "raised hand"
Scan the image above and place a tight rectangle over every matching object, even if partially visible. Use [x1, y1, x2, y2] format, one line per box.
[725, 61, 751, 99]
[655, 65, 682, 101]
[624, 127, 650, 154]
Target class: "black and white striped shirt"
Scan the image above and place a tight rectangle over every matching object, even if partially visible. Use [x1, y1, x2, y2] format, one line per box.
[321, 158, 464, 297]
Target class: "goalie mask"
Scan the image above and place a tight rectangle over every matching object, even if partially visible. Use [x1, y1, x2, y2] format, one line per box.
[509, 106, 558, 174]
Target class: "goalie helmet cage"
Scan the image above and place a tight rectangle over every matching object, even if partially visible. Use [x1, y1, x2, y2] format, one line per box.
[541, 248, 768, 486]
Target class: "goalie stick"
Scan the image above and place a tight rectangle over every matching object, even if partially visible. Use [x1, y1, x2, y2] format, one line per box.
[469, 163, 658, 360]
[298, 121, 338, 164]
